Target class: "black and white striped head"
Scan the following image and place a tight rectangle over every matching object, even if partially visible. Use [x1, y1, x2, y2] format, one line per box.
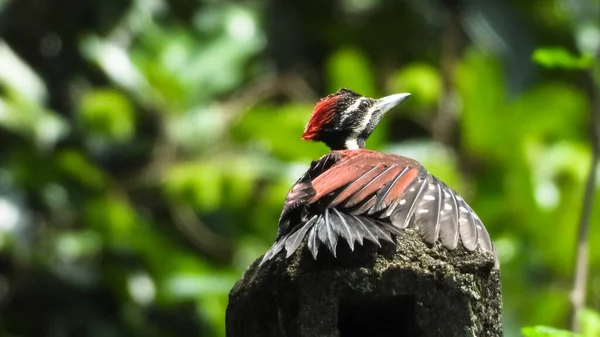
[302, 88, 410, 150]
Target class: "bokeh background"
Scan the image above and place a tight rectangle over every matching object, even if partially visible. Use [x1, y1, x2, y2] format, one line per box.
[0, 0, 599, 336]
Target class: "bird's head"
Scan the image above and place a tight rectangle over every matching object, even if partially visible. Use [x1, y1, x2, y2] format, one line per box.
[301, 88, 410, 150]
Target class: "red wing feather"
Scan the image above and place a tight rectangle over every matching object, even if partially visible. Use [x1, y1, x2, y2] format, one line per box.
[327, 166, 382, 207]
[383, 167, 419, 205]
[310, 149, 421, 212]
[343, 165, 400, 207]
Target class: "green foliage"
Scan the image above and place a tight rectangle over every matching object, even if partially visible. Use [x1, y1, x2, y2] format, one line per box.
[522, 326, 580, 337]
[388, 63, 442, 109]
[77, 89, 135, 142]
[581, 309, 600, 336]
[532, 48, 594, 69]
[57, 150, 109, 190]
[327, 48, 376, 97]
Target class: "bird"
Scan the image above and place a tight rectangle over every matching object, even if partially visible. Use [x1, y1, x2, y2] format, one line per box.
[261, 88, 496, 265]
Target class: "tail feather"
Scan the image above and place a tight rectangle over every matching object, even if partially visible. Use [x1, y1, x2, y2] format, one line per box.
[260, 238, 286, 265]
[344, 214, 365, 246]
[261, 209, 400, 264]
[348, 214, 382, 247]
[307, 225, 320, 259]
[378, 220, 401, 236]
[318, 209, 339, 257]
[284, 215, 317, 258]
[331, 208, 356, 251]
[359, 217, 393, 244]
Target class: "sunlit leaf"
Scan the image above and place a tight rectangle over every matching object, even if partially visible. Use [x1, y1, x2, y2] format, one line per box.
[532, 48, 594, 69]
[165, 274, 236, 297]
[0, 92, 69, 149]
[78, 88, 135, 142]
[0, 39, 47, 103]
[54, 230, 103, 261]
[581, 309, 600, 337]
[81, 36, 152, 98]
[521, 326, 580, 337]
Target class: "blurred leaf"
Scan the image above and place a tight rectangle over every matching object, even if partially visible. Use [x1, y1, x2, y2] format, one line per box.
[522, 326, 580, 337]
[78, 89, 135, 142]
[232, 103, 329, 161]
[81, 36, 152, 101]
[84, 197, 137, 249]
[57, 150, 108, 190]
[581, 309, 600, 337]
[388, 63, 442, 109]
[163, 154, 271, 213]
[34, 112, 70, 150]
[165, 274, 236, 297]
[327, 48, 376, 97]
[0, 92, 69, 150]
[54, 230, 103, 261]
[163, 162, 223, 212]
[166, 105, 225, 151]
[0, 39, 47, 103]
[532, 48, 594, 69]
[197, 294, 229, 337]
[127, 272, 156, 306]
[183, 5, 265, 100]
[515, 83, 588, 143]
[456, 49, 507, 158]
[525, 289, 572, 333]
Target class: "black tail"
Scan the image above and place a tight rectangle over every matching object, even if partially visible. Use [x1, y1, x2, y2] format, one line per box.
[260, 208, 399, 265]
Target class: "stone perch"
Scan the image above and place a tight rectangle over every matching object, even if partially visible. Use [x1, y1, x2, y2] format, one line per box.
[226, 229, 502, 337]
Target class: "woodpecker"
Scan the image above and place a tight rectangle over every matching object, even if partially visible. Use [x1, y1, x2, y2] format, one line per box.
[261, 88, 496, 265]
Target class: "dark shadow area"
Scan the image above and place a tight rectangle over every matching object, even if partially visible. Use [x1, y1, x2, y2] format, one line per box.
[338, 295, 423, 337]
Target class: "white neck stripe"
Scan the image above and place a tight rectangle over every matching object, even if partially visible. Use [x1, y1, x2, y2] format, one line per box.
[345, 138, 359, 150]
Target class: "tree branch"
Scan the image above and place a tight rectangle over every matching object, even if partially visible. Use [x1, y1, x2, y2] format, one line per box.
[570, 62, 600, 332]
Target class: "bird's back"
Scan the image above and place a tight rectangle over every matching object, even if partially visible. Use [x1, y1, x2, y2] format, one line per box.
[261, 149, 496, 265]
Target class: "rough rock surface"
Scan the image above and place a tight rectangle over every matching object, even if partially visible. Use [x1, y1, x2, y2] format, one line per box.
[226, 229, 502, 337]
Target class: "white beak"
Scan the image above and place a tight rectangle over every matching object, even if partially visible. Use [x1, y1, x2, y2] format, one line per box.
[374, 93, 411, 114]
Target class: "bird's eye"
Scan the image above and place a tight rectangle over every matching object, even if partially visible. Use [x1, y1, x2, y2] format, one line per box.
[359, 100, 369, 109]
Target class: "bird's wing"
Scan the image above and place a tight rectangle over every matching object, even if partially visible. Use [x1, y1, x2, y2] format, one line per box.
[277, 151, 341, 239]
[262, 149, 496, 265]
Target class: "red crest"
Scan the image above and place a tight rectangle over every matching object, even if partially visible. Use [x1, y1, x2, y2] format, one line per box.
[301, 94, 340, 141]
